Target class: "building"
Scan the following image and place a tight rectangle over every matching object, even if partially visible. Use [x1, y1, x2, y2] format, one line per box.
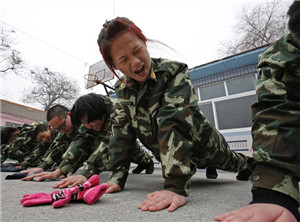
[0, 99, 46, 127]
[189, 45, 268, 156]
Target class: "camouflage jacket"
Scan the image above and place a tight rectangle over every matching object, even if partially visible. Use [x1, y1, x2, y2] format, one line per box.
[79, 97, 116, 178]
[1, 121, 47, 162]
[21, 128, 58, 168]
[58, 96, 116, 175]
[250, 32, 300, 204]
[38, 130, 77, 171]
[108, 58, 239, 196]
[79, 96, 153, 179]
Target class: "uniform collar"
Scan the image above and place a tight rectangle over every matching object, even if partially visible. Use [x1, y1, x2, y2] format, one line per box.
[50, 128, 57, 140]
[119, 59, 157, 91]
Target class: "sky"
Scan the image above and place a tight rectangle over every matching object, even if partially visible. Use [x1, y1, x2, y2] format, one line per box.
[0, 0, 292, 109]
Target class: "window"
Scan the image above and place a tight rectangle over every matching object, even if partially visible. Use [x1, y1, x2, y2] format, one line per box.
[5, 121, 22, 127]
[215, 95, 256, 130]
[226, 74, 256, 95]
[199, 82, 226, 101]
[198, 103, 215, 127]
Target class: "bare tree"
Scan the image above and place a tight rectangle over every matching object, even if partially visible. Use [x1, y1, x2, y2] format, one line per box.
[219, 0, 291, 57]
[22, 67, 80, 111]
[0, 27, 24, 75]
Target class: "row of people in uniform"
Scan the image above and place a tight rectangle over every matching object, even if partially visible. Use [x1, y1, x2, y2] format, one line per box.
[1, 1, 300, 221]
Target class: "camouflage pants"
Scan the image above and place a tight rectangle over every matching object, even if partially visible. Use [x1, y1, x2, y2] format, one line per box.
[130, 142, 153, 165]
[191, 124, 248, 173]
[81, 140, 153, 178]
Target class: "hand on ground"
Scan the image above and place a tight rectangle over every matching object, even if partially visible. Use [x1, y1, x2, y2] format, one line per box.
[21, 171, 60, 181]
[138, 190, 186, 212]
[104, 183, 121, 193]
[52, 175, 88, 189]
[59, 172, 72, 179]
[214, 203, 297, 222]
[21, 167, 44, 174]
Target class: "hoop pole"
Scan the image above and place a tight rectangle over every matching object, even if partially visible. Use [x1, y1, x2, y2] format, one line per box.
[101, 82, 115, 91]
[104, 85, 109, 97]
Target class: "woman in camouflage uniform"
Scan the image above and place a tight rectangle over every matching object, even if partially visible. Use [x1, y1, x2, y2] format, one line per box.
[97, 17, 252, 212]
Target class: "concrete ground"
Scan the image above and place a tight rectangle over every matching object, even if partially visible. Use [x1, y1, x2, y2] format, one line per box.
[1, 166, 252, 222]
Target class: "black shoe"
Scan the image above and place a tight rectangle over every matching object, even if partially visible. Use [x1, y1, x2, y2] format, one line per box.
[236, 157, 256, 181]
[132, 164, 144, 174]
[132, 160, 154, 174]
[206, 167, 218, 179]
[145, 160, 154, 174]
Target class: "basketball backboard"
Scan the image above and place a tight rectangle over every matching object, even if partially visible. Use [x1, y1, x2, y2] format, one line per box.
[85, 60, 114, 89]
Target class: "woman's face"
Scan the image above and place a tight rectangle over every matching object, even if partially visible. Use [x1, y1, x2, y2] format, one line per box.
[110, 31, 151, 83]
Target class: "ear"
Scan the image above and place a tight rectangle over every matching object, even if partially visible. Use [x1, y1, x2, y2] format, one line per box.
[67, 111, 71, 116]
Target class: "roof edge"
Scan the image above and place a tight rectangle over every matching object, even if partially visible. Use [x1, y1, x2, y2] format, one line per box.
[190, 44, 270, 71]
[0, 99, 46, 113]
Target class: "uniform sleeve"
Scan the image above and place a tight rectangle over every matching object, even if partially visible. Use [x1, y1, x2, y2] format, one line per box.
[0, 144, 8, 162]
[21, 141, 50, 168]
[39, 133, 71, 171]
[250, 33, 300, 204]
[106, 100, 134, 188]
[80, 135, 110, 178]
[58, 126, 100, 175]
[157, 64, 198, 196]
[5, 126, 38, 162]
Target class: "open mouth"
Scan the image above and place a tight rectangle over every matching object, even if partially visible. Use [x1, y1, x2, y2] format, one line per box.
[134, 65, 145, 76]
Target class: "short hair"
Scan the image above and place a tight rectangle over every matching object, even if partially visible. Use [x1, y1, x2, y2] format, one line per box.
[47, 105, 69, 121]
[70, 93, 106, 127]
[288, 1, 300, 41]
[1, 127, 19, 145]
[33, 124, 49, 138]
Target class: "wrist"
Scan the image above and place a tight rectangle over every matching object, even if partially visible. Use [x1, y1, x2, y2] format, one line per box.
[40, 162, 51, 171]
[53, 169, 63, 178]
[250, 188, 300, 220]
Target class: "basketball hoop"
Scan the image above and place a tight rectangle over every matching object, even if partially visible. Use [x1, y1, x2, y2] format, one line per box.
[84, 73, 100, 89]
[84, 60, 114, 90]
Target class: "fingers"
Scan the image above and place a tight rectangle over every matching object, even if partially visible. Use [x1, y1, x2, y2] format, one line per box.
[52, 179, 71, 189]
[138, 197, 170, 211]
[52, 175, 88, 189]
[21, 168, 43, 174]
[138, 190, 186, 212]
[21, 172, 44, 181]
[21, 172, 54, 181]
[106, 187, 115, 193]
[34, 174, 50, 182]
[139, 198, 171, 212]
[214, 211, 236, 221]
[105, 183, 121, 193]
[167, 202, 180, 212]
